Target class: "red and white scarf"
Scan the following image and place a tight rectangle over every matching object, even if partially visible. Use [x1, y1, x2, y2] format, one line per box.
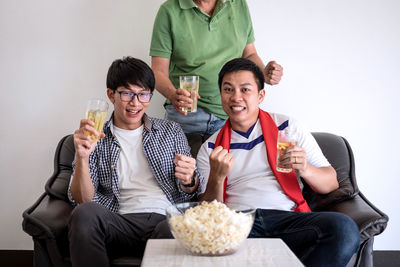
[214, 108, 311, 212]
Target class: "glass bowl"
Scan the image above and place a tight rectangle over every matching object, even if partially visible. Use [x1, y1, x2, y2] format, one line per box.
[166, 201, 255, 256]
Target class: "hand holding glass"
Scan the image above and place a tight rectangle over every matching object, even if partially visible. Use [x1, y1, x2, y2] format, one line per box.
[85, 99, 108, 142]
[179, 75, 199, 113]
[276, 131, 296, 173]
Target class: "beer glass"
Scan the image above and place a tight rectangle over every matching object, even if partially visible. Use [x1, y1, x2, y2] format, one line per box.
[276, 130, 296, 173]
[85, 99, 108, 142]
[179, 75, 199, 113]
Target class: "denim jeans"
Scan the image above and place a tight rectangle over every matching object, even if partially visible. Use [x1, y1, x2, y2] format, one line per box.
[249, 209, 360, 267]
[164, 104, 226, 136]
[68, 202, 172, 267]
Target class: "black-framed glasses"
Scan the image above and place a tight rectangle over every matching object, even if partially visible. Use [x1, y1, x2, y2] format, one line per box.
[116, 91, 153, 103]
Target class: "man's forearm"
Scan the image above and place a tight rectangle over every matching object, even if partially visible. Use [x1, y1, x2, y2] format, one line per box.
[198, 176, 225, 202]
[151, 56, 176, 101]
[70, 157, 95, 203]
[153, 70, 176, 101]
[245, 53, 265, 73]
[242, 43, 265, 72]
[301, 166, 338, 194]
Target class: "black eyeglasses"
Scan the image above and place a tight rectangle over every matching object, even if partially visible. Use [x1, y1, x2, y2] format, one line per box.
[116, 91, 153, 103]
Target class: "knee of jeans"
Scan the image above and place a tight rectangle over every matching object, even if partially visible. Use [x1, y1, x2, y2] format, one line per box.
[342, 216, 360, 252]
[69, 202, 105, 233]
[151, 219, 173, 239]
[330, 213, 360, 254]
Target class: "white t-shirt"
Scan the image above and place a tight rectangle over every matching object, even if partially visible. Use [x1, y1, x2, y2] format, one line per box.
[196, 113, 330, 211]
[112, 124, 171, 215]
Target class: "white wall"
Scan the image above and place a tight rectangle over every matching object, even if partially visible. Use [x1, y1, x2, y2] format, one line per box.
[0, 0, 398, 250]
[249, 0, 400, 250]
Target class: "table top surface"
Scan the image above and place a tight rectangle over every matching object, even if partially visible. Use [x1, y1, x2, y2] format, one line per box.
[141, 238, 303, 267]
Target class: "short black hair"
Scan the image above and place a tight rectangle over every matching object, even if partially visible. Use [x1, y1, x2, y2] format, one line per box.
[218, 58, 265, 91]
[106, 56, 155, 93]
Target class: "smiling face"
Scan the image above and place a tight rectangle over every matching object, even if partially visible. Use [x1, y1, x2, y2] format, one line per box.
[221, 70, 265, 132]
[107, 83, 151, 130]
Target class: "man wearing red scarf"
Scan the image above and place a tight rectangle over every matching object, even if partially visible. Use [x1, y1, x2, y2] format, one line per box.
[197, 58, 360, 267]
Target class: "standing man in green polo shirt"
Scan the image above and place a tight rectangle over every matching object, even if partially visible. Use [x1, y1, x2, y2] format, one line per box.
[150, 0, 283, 137]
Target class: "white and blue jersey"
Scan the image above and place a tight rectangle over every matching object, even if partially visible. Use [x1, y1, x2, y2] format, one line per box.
[196, 113, 330, 211]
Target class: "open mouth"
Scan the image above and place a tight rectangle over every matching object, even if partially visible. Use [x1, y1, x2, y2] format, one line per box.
[127, 109, 141, 115]
[231, 106, 246, 111]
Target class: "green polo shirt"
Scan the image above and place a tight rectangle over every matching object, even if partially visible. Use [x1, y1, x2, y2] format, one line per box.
[150, 0, 255, 119]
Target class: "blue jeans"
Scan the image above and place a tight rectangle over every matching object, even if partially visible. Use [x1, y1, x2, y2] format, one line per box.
[68, 202, 172, 267]
[164, 104, 226, 136]
[249, 209, 360, 267]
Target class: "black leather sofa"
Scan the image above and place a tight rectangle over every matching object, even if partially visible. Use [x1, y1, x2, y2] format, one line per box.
[22, 132, 388, 267]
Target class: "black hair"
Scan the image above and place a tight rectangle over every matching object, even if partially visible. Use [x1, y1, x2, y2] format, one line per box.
[218, 58, 265, 91]
[106, 56, 155, 93]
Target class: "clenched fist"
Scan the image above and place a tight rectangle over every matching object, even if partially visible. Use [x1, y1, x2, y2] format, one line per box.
[209, 146, 234, 182]
[174, 154, 196, 186]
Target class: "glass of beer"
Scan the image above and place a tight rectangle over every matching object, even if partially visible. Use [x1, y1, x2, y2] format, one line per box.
[179, 75, 199, 113]
[276, 130, 296, 173]
[85, 99, 108, 142]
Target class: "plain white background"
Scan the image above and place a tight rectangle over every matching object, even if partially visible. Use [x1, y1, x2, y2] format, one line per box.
[0, 0, 399, 251]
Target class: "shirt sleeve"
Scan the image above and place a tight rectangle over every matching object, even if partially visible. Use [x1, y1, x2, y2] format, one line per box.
[242, 0, 255, 45]
[150, 5, 173, 58]
[68, 150, 99, 206]
[196, 136, 218, 195]
[172, 123, 205, 199]
[67, 171, 77, 206]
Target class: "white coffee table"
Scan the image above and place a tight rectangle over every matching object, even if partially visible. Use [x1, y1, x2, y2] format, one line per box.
[141, 238, 303, 267]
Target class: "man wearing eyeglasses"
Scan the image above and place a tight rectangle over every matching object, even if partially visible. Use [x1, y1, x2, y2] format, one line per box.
[68, 57, 204, 266]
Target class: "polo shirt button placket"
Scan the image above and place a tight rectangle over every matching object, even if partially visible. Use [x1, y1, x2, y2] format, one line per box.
[209, 22, 215, 31]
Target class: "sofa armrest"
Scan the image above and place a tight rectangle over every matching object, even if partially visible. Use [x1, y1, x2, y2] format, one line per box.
[325, 193, 388, 242]
[22, 193, 74, 239]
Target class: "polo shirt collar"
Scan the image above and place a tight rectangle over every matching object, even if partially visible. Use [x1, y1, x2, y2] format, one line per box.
[179, 0, 196, 9]
[179, 0, 230, 10]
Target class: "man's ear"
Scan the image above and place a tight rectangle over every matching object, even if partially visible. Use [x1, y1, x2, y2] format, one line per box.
[258, 89, 266, 103]
[107, 89, 115, 104]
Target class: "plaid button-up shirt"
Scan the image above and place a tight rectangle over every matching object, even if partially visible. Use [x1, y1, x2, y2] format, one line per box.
[68, 114, 204, 212]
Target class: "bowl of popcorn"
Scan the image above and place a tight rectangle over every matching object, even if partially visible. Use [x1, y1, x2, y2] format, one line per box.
[166, 200, 255, 256]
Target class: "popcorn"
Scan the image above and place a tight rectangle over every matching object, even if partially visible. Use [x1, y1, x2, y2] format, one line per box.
[168, 200, 254, 255]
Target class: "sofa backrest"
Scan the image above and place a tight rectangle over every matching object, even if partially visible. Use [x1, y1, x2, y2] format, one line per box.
[45, 135, 75, 201]
[44, 132, 360, 211]
[304, 132, 359, 211]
